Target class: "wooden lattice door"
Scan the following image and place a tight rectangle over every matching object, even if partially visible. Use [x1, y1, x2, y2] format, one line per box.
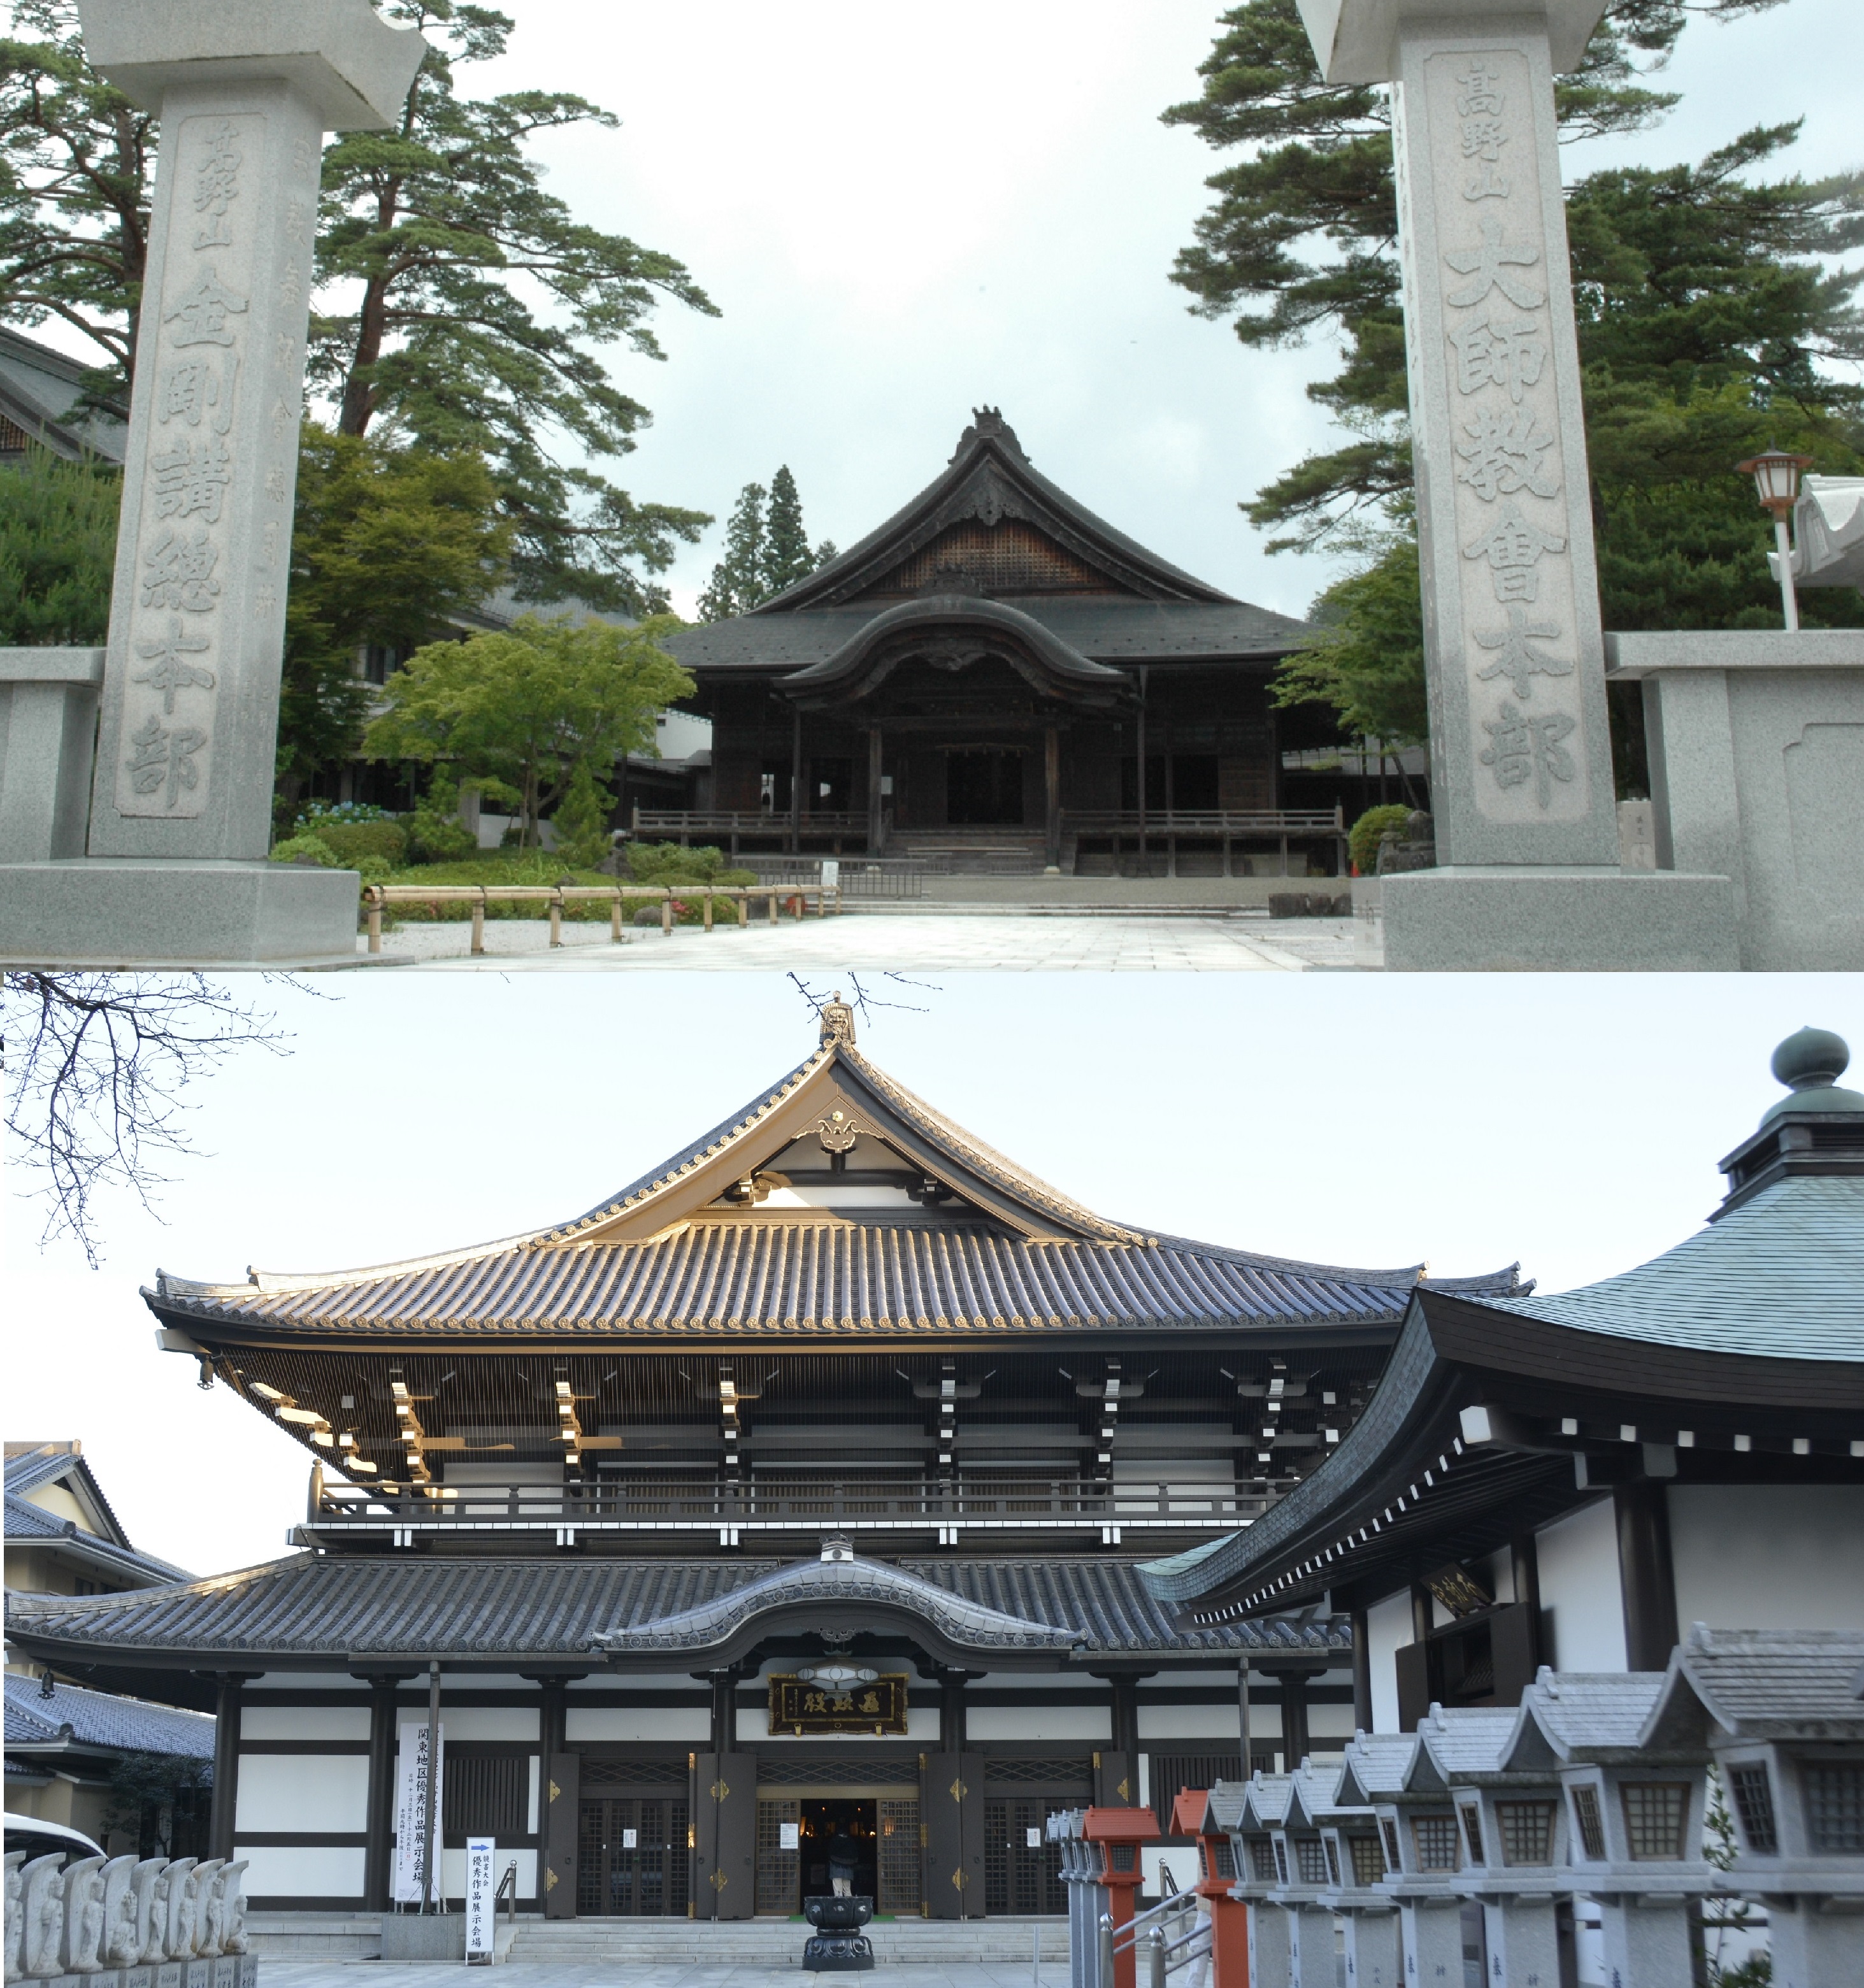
[575, 1796, 690, 1916]
[756, 1799, 799, 1914]
[984, 1799, 1067, 1915]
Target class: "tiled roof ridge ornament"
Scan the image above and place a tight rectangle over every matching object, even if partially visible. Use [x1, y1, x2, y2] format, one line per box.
[1761, 1024, 1864, 1126]
[954, 406, 1026, 462]
[819, 990, 856, 1050]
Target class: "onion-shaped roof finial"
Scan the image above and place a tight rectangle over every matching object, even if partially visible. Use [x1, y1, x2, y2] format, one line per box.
[1760, 1026, 1864, 1126]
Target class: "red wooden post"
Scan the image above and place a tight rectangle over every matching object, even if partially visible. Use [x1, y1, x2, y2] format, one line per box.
[1085, 1805, 1158, 1988]
[1172, 1789, 1249, 1988]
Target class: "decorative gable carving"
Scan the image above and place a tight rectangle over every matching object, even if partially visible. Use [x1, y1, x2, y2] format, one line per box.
[854, 520, 1115, 603]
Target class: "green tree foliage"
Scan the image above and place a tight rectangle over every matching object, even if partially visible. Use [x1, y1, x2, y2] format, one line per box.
[313, 0, 717, 609]
[364, 611, 692, 846]
[551, 755, 616, 869]
[0, 442, 118, 641]
[1281, 534, 1431, 743]
[276, 425, 514, 815]
[694, 464, 835, 620]
[0, 0, 155, 389]
[1347, 802, 1414, 875]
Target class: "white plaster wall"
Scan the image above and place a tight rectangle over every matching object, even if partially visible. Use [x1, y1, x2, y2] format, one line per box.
[240, 1705, 371, 1741]
[248, 1671, 364, 1689]
[234, 1845, 364, 1897]
[527, 1755, 539, 1834]
[569, 1672, 705, 1692]
[235, 1754, 369, 1834]
[1138, 1704, 1245, 1740]
[964, 1705, 1111, 1741]
[566, 1706, 710, 1743]
[1536, 1496, 1627, 1672]
[1308, 1700, 1358, 1740]
[1365, 1590, 1412, 1734]
[433, 1706, 538, 1741]
[1143, 1847, 1202, 1892]
[742, 1706, 942, 1743]
[1670, 1485, 1864, 1632]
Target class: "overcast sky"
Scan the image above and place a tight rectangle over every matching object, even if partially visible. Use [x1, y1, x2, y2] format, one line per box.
[6, 973, 1856, 1578]
[452, 0, 1861, 621]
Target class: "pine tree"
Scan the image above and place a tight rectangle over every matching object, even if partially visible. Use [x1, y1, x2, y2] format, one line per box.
[0, 445, 119, 644]
[696, 481, 767, 622]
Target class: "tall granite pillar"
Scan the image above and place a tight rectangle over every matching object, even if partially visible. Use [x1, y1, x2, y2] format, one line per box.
[1295, 0, 1735, 968]
[0, 0, 424, 966]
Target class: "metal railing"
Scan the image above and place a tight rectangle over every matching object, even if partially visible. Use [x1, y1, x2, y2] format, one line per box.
[1100, 1885, 1212, 1988]
[631, 809, 870, 854]
[737, 856, 930, 899]
[360, 880, 838, 954]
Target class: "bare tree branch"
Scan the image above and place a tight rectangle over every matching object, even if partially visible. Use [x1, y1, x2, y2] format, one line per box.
[786, 971, 938, 1033]
[2, 973, 297, 1267]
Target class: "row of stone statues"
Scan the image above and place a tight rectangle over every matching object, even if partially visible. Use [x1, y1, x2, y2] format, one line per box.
[4, 1852, 248, 1982]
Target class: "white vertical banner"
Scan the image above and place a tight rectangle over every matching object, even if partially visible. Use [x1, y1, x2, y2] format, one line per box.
[392, 1720, 444, 1904]
[465, 1837, 495, 1959]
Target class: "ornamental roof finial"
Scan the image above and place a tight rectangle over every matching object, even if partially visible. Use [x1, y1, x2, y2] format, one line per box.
[819, 992, 856, 1050]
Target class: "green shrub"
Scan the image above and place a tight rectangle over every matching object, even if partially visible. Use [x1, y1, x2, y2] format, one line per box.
[269, 833, 338, 867]
[406, 771, 485, 864]
[624, 840, 755, 887]
[1348, 803, 1413, 876]
[303, 817, 406, 867]
[552, 759, 617, 871]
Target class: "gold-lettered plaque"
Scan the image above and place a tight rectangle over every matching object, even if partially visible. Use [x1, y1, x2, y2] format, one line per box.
[768, 1673, 909, 1734]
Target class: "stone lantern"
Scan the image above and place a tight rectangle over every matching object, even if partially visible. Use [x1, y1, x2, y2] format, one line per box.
[1048, 1810, 1098, 1988]
[1642, 1625, 1864, 1988]
[1350, 1726, 1471, 1987]
[1319, 1738, 1406, 1988]
[1224, 1774, 1293, 1988]
[1505, 1668, 1710, 1988]
[1269, 1762, 1347, 1988]
[1418, 1703, 1566, 1987]
[1170, 1787, 1249, 1988]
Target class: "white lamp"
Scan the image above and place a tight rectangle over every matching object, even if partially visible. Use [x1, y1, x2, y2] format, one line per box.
[1735, 445, 1814, 631]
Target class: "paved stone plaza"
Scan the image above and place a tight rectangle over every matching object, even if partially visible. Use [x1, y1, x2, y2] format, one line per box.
[351, 912, 1360, 971]
[262, 1968, 1066, 1988]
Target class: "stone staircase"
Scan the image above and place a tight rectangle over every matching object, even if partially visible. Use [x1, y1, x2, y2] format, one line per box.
[882, 829, 1063, 875]
[504, 1913, 1070, 1966]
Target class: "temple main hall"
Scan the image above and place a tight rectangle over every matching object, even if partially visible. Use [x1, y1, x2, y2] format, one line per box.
[662, 413, 1364, 876]
[6, 1003, 1520, 1924]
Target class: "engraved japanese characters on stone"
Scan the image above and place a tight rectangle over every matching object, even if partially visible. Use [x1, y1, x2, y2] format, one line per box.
[125, 713, 209, 809]
[1479, 699, 1576, 808]
[1456, 404, 1559, 501]
[140, 527, 222, 613]
[1454, 60, 1510, 199]
[151, 434, 233, 524]
[192, 119, 242, 248]
[164, 266, 248, 347]
[1447, 313, 1548, 404]
[1473, 604, 1574, 700]
[133, 617, 217, 712]
[1463, 502, 1566, 601]
[1444, 215, 1544, 310]
[157, 354, 238, 433]
[277, 258, 305, 309]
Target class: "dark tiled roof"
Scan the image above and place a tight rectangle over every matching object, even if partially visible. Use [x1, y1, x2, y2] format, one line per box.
[150, 1042, 1518, 1341]
[3, 1673, 215, 1759]
[4, 1447, 191, 1585]
[5, 1554, 1351, 1664]
[668, 598, 1307, 676]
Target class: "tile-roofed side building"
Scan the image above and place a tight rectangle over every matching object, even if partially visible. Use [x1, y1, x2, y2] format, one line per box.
[0, 327, 127, 463]
[1140, 1027, 1864, 1747]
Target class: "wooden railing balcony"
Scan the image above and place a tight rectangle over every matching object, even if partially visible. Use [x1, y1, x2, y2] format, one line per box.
[299, 1477, 1270, 1549]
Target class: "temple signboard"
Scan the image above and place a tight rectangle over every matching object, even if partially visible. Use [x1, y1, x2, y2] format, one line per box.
[768, 1673, 910, 1736]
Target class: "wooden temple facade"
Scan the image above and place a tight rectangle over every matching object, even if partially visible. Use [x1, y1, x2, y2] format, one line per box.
[662, 413, 1358, 876]
[1141, 1027, 1864, 1734]
[5, 1005, 1524, 1921]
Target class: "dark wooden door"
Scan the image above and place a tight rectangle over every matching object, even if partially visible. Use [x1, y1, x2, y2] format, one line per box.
[691, 1754, 757, 1920]
[921, 1751, 985, 1919]
[984, 1798, 1068, 1915]
[576, 1796, 690, 1916]
[1095, 1750, 1135, 1808]
[543, 1753, 578, 1919]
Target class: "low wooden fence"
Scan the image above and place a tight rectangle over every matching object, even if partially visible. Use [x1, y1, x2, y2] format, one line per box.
[360, 882, 840, 956]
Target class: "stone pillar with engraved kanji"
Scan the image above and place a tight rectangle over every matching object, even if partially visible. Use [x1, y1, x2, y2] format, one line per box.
[1293, 0, 1737, 968]
[76, 0, 423, 867]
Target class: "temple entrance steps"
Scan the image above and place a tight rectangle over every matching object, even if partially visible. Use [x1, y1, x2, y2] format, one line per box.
[503, 1913, 1071, 1965]
[881, 829, 1061, 876]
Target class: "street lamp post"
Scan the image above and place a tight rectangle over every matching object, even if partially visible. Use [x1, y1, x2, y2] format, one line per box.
[1735, 445, 1815, 631]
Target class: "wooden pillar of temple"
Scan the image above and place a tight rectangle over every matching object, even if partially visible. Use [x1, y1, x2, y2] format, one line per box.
[1616, 1483, 1679, 1671]
[208, 1673, 248, 1863]
[866, 726, 884, 853]
[789, 707, 803, 852]
[363, 1673, 409, 1908]
[1043, 723, 1061, 870]
[1135, 671, 1148, 874]
[1279, 1669, 1314, 1768]
[940, 1670, 969, 1748]
[1349, 1612, 1373, 1735]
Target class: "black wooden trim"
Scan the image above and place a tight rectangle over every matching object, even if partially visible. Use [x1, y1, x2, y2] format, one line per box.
[246, 1896, 366, 1912]
[238, 1740, 371, 1755]
[234, 1832, 368, 1847]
